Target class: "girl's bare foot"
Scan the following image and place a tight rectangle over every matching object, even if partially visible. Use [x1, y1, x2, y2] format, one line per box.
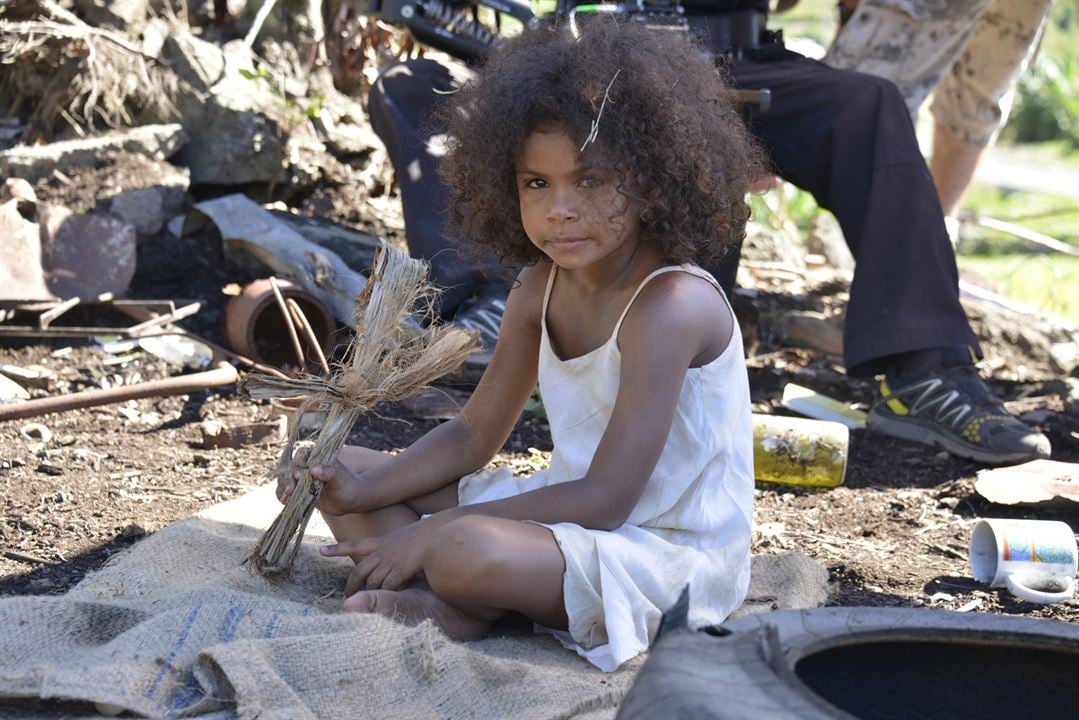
[343, 587, 491, 641]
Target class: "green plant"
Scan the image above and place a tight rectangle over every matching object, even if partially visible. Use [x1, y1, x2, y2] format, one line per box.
[239, 63, 325, 128]
[1003, 54, 1079, 153]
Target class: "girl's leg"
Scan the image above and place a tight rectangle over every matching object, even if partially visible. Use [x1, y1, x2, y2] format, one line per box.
[345, 516, 568, 640]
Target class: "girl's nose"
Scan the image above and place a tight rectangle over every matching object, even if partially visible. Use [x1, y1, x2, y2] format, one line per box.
[546, 188, 579, 223]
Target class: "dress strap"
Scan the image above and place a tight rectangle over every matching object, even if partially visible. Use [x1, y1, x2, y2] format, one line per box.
[540, 263, 558, 328]
[610, 264, 725, 340]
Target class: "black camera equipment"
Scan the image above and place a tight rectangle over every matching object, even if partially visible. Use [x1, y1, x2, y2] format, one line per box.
[357, 0, 774, 111]
[360, 0, 781, 65]
[357, 0, 536, 61]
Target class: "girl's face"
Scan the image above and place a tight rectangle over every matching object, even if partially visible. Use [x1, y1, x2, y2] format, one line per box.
[515, 127, 640, 272]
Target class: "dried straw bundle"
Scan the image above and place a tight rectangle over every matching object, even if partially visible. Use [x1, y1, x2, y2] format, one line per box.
[244, 241, 478, 576]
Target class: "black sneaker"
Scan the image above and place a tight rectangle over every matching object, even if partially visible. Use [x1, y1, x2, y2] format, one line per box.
[868, 365, 1051, 466]
[450, 290, 506, 380]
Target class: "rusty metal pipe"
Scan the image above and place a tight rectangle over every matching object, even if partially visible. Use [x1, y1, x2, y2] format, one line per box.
[0, 362, 237, 422]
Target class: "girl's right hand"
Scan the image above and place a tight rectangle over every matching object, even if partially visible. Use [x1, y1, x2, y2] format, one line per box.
[276, 449, 362, 515]
[309, 460, 364, 516]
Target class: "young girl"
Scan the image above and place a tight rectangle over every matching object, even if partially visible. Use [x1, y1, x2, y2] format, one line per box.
[279, 19, 764, 671]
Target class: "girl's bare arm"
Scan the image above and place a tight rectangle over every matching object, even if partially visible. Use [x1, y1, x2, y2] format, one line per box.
[341, 264, 549, 511]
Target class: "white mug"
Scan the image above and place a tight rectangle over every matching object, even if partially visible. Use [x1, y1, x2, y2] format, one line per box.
[969, 519, 1078, 604]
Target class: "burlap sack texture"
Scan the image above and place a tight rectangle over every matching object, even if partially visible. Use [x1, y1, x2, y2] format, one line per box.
[0, 484, 828, 719]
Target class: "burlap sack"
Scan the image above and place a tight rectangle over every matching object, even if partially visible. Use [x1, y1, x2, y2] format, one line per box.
[0, 485, 827, 719]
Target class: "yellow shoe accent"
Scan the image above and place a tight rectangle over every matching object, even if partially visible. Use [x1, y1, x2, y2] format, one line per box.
[880, 378, 909, 416]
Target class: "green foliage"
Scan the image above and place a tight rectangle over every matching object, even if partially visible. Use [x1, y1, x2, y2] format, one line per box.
[239, 63, 325, 127]
[957, 254, 1079, 323]
[999, 2, 1079, 153]
[960, 185, 1079, 255]
[749, 184, 822, 235]
[1001, 54, 1079, 152]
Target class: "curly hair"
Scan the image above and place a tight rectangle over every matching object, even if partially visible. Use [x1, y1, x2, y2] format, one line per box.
[437, 18, 766, 268]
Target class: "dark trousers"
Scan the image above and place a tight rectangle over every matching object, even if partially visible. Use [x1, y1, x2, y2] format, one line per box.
[368, 60, 509, 319]
[368, 52, 981, 377]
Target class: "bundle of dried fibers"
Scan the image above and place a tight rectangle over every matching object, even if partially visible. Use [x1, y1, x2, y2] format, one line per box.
[243, 241, 478, 576]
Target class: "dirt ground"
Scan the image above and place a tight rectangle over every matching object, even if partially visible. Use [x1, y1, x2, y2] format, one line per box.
[2, 166, 1079, 633]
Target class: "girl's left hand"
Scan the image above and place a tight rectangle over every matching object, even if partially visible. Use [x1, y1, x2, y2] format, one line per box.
[320, 521, 432, 595]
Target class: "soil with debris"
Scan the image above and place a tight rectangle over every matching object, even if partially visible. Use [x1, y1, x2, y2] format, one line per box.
[2, 176, 1079, 631]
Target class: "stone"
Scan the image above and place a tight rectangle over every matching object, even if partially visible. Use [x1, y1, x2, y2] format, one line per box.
[0, 125, 187, 184]
[742, 220, 806, 270]
[37, 206, 137, 298]
[807, 212, 854, 273]
[160, 35, 286, 185]
[73, 0, 150, 34]
[108, 157, 189, 234]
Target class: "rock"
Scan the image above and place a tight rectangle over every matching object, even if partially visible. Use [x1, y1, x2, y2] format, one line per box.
[109, 157, 190, 234]
[318, 114, 381, 157]
[109, 187, 169, 235]
[742, 220, 806, 270]
[807, 212, 854, 273]
[200, 417, 288, 449]
[0, 125, 187, 184]
[0, 117, 22, 151]
[964, 300, 1079, 381]
[73, 0, 150, 34]
[163, 32, 227, 94]
[120, 523, 148, 539]
[161, 35, 286, 184]
[1042, 377, 1079, 416]
[37, 206, 136, 298]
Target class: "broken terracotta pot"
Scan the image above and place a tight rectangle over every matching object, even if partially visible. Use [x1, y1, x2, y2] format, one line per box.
[224, 278, 337, 372]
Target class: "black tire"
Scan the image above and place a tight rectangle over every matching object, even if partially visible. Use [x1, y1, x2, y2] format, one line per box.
[616, 607, 1079, 720]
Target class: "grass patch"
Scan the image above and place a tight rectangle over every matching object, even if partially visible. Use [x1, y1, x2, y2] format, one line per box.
[957, 254, 1079, 323]
[959, 183, 1079, 254]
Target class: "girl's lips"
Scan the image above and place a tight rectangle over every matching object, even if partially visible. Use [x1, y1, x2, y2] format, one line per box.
[547, 236, 588, 249]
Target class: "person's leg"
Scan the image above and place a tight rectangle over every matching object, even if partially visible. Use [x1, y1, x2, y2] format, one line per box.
[345, 516, 568, 640]
[928, 122, 985, 218]
[929, 0, 1054, 216]
[727, 54, 1049, 463]
[729, 53, 978, 375]
[825, 0, 991, 121]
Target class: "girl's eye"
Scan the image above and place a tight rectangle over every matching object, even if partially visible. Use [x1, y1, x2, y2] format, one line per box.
[579, 175, 603, 188]
[524, 178, 547, 189]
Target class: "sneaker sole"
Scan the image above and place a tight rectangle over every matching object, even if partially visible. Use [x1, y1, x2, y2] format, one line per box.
[867, 410, 1038, 466]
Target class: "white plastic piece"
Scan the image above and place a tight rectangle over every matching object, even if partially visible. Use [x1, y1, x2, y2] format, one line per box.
[139, 335, 213, 370]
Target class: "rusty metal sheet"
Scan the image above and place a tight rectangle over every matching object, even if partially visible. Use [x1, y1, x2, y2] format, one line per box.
[1, 197, 136, 302]
[0, 200, 52, 300]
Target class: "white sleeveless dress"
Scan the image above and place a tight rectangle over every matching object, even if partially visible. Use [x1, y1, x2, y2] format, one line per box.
[459, 264, 754, 671]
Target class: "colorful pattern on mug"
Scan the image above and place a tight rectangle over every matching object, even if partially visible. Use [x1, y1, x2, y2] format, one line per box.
[1002, 532, 1074, 565]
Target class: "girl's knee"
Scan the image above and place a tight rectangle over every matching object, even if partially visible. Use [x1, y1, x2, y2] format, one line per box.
[337, 445, 392, 475]
[424, 516, 512, 595]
